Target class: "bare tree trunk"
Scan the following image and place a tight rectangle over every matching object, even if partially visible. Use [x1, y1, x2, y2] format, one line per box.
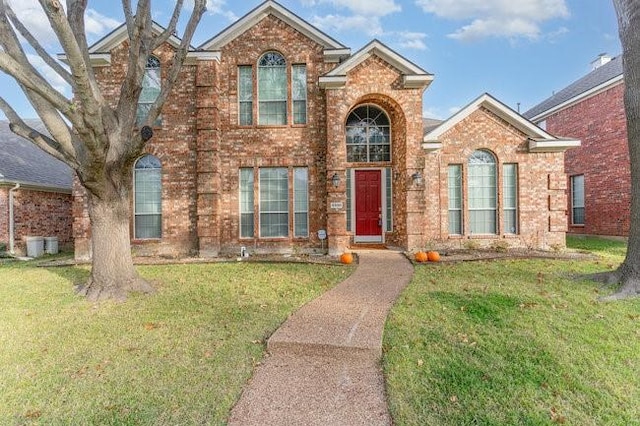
[76, 187, 154, 302]
[599, 0, 640, 300]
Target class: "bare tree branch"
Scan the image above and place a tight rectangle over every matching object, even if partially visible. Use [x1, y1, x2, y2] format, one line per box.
[37, 0, 102, 123]
[0, 96, 78, 167]
[2, 1, 73, 86]
[151, 0, 184, 51]
[0, 53, 74, 112]
[139, 0, 206, 144]
[121, 0, 135, 40]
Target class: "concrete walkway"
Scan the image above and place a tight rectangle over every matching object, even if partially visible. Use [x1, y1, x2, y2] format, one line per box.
[228, 250, 414, 426]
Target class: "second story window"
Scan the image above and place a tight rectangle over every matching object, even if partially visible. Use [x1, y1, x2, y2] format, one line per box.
[292, 64, 307, 124]
[137, 56, 161, 126]
[258, 52, 287, 125]
[238, 65, 253, 126]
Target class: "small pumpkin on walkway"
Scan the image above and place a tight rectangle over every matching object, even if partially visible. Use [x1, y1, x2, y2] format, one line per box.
[340, 252, 354, 264]
[414, 251, 428, 263]
[427, 251, 441, 262]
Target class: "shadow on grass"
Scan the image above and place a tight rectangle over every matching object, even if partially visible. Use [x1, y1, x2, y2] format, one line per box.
[44, 265, 91, 292]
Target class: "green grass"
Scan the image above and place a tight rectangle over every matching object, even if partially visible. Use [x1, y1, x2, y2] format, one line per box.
[0, 260, 352, 425]
[384, 238, 639, 425]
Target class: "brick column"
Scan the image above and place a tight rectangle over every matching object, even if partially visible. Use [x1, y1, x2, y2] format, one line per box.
[196, 60, 221, 257]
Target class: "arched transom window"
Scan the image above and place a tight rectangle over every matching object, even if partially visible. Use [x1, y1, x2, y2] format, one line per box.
[258, 51, 287, 125]
[345, 105, 391, 162]
[468, 150, 497, 234]
[134, 154, 162, 239]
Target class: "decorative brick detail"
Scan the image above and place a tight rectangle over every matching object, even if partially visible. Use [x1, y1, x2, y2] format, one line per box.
[545, 83, 630, 236]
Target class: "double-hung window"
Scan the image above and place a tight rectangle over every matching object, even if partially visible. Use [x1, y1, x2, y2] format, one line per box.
[293, 168, 309, 237]
[292, 65, 307, 124]
[259, 168, 289, 237]
[503, 164, 518, 234]
[448, 164, 463, 234]
[571, 174, 585, 225]
[238, 66, 253, 126]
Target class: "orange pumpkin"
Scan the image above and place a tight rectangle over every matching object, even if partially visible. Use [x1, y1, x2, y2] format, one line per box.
[340, 252, 354, 264]
[415, 251, 428, 263]
[427, 251, 441, 262]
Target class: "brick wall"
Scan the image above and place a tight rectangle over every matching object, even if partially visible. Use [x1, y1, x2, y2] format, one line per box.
[424, 107, 567, 250]
[545, 83, 630, 236]
[324, 55, 425, 253]
[0, 187, 72, 253]
[202, 15, 335, 255]
[74, 42, 200, 259]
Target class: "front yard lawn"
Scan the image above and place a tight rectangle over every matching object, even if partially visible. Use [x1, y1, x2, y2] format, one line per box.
[384, 237, 639, 425]
[0, 260, 351, 425]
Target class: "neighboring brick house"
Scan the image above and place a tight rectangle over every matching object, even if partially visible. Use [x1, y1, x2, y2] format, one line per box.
[525, 55, 629, 237]
[0, 120, 73, 254]
[72, 0, 579, 259]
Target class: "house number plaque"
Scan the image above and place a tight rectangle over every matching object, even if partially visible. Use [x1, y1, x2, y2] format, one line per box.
[330, 202, 343, 210]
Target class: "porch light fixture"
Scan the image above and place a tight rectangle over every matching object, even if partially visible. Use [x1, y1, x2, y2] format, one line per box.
[331, 172, 340, 188]
[411, 171, 423, 185]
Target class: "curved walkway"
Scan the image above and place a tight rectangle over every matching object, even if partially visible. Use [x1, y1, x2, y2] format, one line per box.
[228, 250, 414, 426]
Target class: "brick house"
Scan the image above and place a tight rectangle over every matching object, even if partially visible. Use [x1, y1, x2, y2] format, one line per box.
[0, 120, 73, 254]
[525, 55, 629, 237]
[72, 0, 579, 259]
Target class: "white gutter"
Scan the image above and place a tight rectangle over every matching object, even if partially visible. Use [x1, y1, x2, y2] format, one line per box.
[8, 183, 20, 254]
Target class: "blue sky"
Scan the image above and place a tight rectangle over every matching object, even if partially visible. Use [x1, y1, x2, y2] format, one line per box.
[1, 0, 621, 120]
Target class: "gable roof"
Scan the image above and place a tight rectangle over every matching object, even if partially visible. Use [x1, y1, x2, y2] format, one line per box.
[319, 39, 434, 90]
[198, 1, 349, 62]
[524, 55, 623, 121]
[0, 120, 73, 192]
[424, 93, 580, 153]
[59, 21, 218, 66]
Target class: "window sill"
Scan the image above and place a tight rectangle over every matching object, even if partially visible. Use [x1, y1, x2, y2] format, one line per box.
[132, 239, 162, 244]
[570, 224, 585, 227]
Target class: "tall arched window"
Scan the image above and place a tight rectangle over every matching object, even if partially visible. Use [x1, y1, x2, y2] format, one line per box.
[134, 154, 162, 239]
[346, 105, 391, 162]
[258, 51, 287, 125]
[468, 150, 497, 234]
[136, 56, 161, 125]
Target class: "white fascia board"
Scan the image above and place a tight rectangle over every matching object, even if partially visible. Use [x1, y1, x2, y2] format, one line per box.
[528, 138, 581, 153]
[57, 53, 111, 67]
[319, 76, 347, 89]
[403, 74, 434, 89]
[326, 40, 431, 78]
[185, 51, 221, 65]
[199, 1, 346, 51]
[324, 48, 351, 63]
[529, 75, 624, 122]
[421, 142, 443, 152]
[88, 22, 185, 54]
[424, 93, 553, 142]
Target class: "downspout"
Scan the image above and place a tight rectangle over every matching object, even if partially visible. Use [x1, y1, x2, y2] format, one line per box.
[8, 183, 20, 254]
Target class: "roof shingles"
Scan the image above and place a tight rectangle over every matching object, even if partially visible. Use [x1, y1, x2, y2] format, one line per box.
[0, 120, 73, 191]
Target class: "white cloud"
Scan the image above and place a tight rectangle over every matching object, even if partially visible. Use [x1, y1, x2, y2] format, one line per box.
[27, 54, 70, 95]
[206, 0, 238, 21]
[415, 0, 569, 41]
[8, 0, 119, 45]
[395, 31, 428, 50]
[303, 0, 401, 17]
[305, 0, 402, 37]
[311, 14, 384, 37]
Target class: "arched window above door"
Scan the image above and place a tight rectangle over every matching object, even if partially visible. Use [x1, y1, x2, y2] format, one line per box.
[345, 105, 391, 162]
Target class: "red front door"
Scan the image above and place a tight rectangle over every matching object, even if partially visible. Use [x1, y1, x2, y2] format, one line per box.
[355, 170, 382, 240]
